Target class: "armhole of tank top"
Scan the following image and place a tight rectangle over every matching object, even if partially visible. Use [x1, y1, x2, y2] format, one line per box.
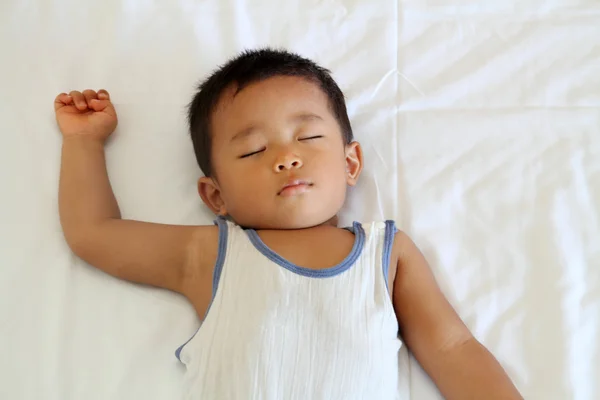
[382, 220, 397, 297]
[175, 217, 229, 362]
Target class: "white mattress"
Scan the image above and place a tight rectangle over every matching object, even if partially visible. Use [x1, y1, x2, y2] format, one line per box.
[1, 1, 599, 399]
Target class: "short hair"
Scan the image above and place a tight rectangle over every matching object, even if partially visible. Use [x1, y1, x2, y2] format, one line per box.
[187, 48, 353, 177]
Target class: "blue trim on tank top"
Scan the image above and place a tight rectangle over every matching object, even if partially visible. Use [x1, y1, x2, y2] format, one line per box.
[175, 218, 228, 362]
[244, 221, 365, 278]
[382, 220, 397, 295]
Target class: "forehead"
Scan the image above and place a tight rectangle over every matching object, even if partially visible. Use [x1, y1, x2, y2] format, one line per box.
[211, 76, 332, 139]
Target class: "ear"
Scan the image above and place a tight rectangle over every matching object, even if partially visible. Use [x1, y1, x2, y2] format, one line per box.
[198, 176, 228, 216]
[344, 141, 363, 186]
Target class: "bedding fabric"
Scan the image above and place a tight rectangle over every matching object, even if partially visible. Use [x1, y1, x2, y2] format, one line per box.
[1, 0, 598, 399]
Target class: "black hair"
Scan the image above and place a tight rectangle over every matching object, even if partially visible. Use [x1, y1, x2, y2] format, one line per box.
[187, 48, 353, 177]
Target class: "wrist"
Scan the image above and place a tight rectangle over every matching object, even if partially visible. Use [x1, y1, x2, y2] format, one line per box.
[62, 135, 107, 148]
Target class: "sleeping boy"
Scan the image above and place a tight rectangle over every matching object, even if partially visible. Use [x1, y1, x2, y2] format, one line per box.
[54, 48, 521, 399]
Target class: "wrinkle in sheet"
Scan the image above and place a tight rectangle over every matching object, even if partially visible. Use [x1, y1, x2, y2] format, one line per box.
[397, 71, 425, 96]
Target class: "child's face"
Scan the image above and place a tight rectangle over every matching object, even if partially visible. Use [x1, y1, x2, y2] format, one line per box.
[199, 76, 362, 229]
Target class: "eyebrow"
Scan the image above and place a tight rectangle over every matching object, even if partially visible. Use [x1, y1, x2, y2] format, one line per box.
[291, 113, 323, 123]
[230, 113, 324, 142]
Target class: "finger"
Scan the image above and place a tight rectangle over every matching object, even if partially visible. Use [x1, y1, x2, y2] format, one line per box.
[97, 89, 110, 100]
[82, 89, 98, 108]
[54, 93, 73, 111]
[69, 91, 87, 111]
[88, 99, 114, 114]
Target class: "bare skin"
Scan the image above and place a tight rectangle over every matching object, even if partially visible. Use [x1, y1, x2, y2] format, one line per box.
[55, 79, 522, 400]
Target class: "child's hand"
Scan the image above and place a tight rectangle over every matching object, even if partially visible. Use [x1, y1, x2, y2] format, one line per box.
[54, 89, 118, 142]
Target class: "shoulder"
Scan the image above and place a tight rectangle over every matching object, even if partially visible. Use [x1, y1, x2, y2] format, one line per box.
[387, 227, 414, 288]
[391, 229, 415, 258]
[390, 228, 428, 277]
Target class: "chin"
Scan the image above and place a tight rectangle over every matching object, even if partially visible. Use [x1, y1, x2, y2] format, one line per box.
[230, 200, 343, 230]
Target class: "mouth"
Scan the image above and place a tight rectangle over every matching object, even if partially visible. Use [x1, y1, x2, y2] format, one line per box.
[278, 179, 313, 197]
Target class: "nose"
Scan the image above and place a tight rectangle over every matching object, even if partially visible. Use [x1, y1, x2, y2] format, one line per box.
[273, 152, 303, 172]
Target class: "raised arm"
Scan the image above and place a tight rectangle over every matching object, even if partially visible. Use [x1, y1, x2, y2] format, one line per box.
[391, 231, 522, 400]
[55, 89, 217, 298]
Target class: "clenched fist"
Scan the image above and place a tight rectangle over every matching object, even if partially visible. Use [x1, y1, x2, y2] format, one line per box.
[54, 89, 118, 142]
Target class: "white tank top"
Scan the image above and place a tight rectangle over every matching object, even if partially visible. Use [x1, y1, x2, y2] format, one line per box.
[176, 218, 402, 399]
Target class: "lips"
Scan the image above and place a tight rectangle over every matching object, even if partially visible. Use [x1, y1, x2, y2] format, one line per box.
[278, 179, 313, 196]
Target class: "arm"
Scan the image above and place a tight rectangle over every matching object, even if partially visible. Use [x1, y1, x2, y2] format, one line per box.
[56, 89, 216, 296]
[391, 232, 522, 400]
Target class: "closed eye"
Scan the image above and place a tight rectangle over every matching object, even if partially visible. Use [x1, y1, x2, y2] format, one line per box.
[299, 135, 323, 141]
[239, 148, 266, 158]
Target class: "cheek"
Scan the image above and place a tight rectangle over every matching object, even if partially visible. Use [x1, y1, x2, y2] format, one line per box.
[320, 151, 347, 178]
[220, 165, 266, 202]
[316, 154, 348, 194]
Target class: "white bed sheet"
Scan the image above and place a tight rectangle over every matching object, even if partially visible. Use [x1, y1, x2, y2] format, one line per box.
[1, 0, 599, 399]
